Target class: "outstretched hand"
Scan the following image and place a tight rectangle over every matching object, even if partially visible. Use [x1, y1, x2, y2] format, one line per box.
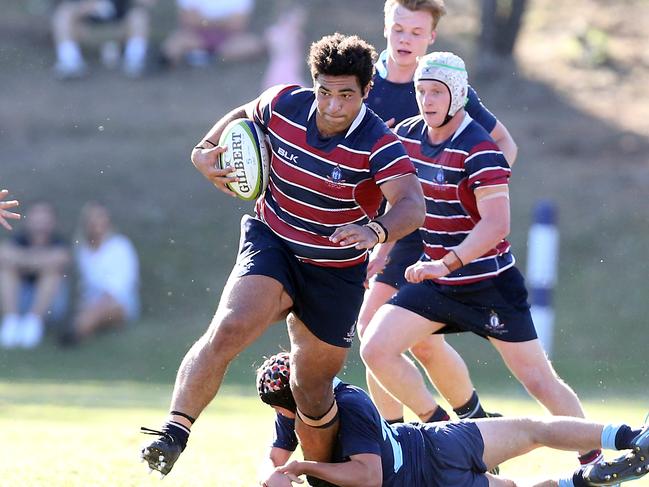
[191, 145, 240, 197]
[0, 189, 20, 230]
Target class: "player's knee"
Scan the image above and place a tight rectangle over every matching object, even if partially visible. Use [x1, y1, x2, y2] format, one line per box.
[290, 374, 335, 417]
[203, 314, 249, 356]
[409, 338, 442, 363]
[359, 337, 388, 371]
[517, 367, 552, 398]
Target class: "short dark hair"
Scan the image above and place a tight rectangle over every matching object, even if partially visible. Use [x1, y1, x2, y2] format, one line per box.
[308, 33, 377, 91]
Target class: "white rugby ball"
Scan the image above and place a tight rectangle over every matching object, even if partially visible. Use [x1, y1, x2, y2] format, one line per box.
[218, 119, 270, 201]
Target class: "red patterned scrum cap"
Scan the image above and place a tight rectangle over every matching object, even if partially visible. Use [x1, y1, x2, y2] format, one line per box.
[256, 352, 297, 412]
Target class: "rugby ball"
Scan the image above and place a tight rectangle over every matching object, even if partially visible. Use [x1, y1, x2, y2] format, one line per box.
[218, 119, 270, 201]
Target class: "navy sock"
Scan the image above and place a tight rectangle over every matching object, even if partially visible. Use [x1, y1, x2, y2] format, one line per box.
[572, 469, 590, 487]
[426, 406, 450, 423]
[616, 425, 643, 450]
[163, 421, 190, 451]
[453, 391, 487, 419]
[386, 417, 404, 425]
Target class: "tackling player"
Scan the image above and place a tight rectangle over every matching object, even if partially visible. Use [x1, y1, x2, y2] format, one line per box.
[257, 352, 649, 487]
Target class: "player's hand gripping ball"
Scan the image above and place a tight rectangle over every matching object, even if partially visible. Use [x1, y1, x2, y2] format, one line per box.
[217, 119, 270, 201]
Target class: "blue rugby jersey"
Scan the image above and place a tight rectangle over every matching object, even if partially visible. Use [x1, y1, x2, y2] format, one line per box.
[252, 85, 416, 268]
[272, 381, 441, 487]
[395, 115, 514, 285]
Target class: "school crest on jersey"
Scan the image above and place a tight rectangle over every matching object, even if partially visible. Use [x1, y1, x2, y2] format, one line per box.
[326, 165, 346, 188]
[485, 310, 507, 335]
[433, 166, 446, 185]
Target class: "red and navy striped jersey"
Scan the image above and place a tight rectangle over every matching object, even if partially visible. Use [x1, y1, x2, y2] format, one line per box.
[253, 85, 416, 268]
[395, 114, 513, 284]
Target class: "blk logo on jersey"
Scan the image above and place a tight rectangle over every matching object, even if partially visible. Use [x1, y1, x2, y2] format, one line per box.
[485, 310, 507, 334]
[278, 147, 299, 164]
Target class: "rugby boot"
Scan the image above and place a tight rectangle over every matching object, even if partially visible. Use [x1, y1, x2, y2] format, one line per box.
[583, 423, 649, 486]
[140, 427, 183, 477]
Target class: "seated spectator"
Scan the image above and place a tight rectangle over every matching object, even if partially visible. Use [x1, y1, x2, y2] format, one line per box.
[0, 202, 70, 349]
[51, 0, 156, 79]
[0, 189, 20, 231]
[161, 0, 264, 67]
[61, 202, 139, 346]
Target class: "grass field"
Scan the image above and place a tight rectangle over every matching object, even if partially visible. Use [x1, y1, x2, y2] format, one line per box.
[1, 380, 647, 486]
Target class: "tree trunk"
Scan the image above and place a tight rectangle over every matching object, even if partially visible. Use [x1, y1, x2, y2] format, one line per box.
[479, 0, 528, 58]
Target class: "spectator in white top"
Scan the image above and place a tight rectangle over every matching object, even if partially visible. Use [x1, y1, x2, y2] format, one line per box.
[62, 202, 139, 346]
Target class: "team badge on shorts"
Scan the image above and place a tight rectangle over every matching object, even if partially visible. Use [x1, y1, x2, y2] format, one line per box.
[485, 310, 507, 335]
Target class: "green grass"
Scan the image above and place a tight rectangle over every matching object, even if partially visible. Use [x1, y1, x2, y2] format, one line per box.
[1, 380, 647, 487]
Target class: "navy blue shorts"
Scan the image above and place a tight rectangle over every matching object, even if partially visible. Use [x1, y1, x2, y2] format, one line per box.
[389, 267, 538, 342]
[373, 230, 423, 289]
[421, 421, 488, 487]
[234, 215, 366, 348]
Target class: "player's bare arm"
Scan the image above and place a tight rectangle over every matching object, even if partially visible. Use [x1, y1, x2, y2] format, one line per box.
[405, 185, 510, 283]
[0, 189, 20, 231]
[490, 120, 518, 167]
[277, 453, 382, 487]
[259, 447, 294, 487]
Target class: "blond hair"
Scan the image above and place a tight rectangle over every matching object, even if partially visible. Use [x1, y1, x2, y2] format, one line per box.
[384, 0, 447, 30]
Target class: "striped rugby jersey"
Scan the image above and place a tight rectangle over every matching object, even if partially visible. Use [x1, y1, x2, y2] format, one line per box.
[252, 85, 416, 268]
[395, 114, 514, 285]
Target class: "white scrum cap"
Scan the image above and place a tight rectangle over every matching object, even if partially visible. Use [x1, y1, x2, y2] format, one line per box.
[414, 51, 468, 117]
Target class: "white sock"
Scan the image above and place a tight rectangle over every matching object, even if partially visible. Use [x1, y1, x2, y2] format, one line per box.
[601, 423, 623, 450]
[56, 40, 83, 66]
[124, 37, 147, 64]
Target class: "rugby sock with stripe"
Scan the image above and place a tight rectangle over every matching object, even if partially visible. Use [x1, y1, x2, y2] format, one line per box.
[386, 417, 404, 425]
[163, 421, 190, 451]
[425, 405, 450, 423]
[601, 423, 642, 450]
[578, 448, 603, 466]
[453, 390, 487, 419]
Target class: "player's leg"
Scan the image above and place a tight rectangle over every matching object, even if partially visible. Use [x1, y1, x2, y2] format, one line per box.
[141, 273, 292, 475]
[361, 304, 447, 422]
[478, 417, 601, 470]
[410, 334, 492, 418]
[0, 248, 22, 347]
[357, 281, 405, 422]
[478, 416, 649, 486]
[74, 293, 126, 337]
[122, 3, 150, 76]
[492, 338, 585, 418]
[170, 273, 291, 421]
[287, 314, 347, 462]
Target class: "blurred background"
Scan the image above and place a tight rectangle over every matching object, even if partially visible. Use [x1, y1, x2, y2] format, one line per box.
[1, 0, 648, 404]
